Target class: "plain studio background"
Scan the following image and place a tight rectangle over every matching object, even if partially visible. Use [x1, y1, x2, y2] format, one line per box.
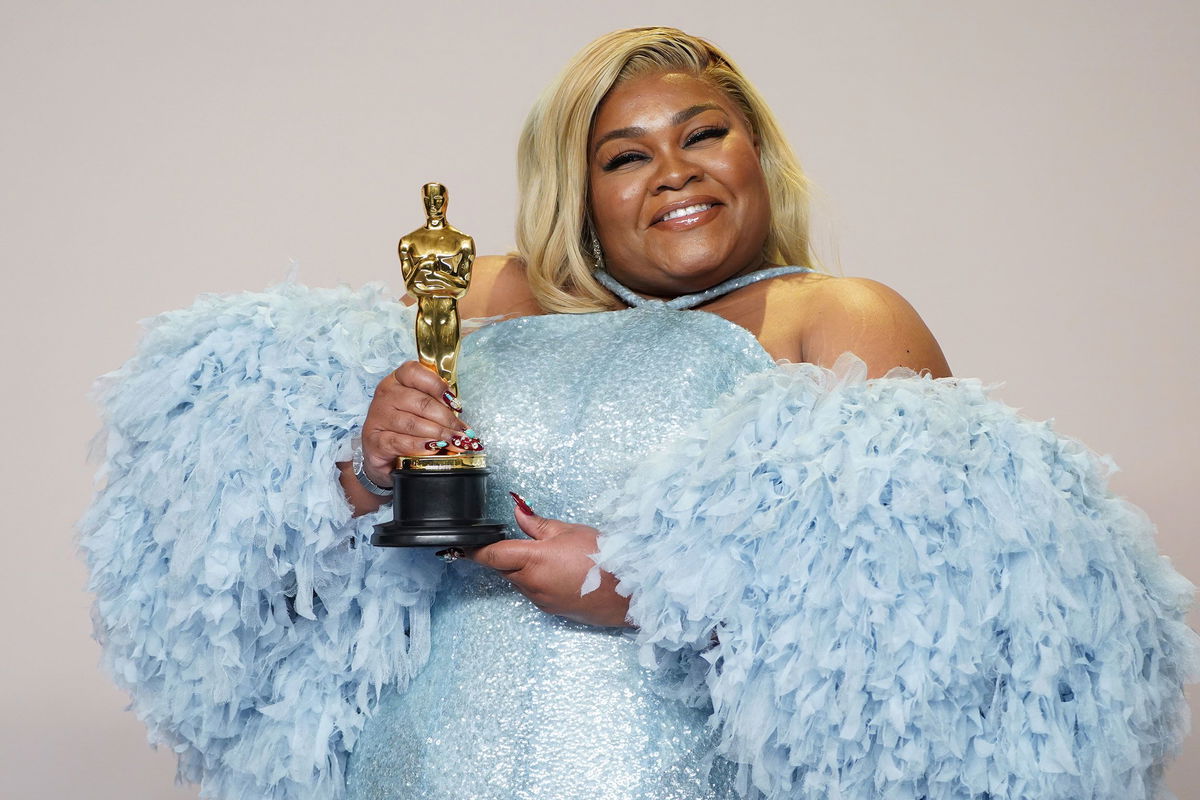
[2, 1, 1196, 797]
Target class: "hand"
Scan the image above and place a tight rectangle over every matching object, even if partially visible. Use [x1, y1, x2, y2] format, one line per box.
[464, 495, 632, 628]
[360, 361, 482, 487]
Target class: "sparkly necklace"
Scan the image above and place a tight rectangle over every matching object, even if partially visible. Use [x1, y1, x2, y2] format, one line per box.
[593, 265, 813, 310]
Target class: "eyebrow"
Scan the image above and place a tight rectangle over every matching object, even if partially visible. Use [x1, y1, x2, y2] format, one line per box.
[591, 103, 724, 155]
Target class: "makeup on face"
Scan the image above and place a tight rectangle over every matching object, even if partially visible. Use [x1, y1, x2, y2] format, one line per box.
[588, 71, 771, 299]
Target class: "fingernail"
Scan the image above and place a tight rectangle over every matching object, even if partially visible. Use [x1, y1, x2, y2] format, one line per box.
[463, 428, 477, 438]
[509, 491, 535, 516]
[442, 391, 463, 412]
[425, 440, 448, 451]
[450, 434, 485, 451]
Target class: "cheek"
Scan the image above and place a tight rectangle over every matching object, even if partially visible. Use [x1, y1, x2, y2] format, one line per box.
[590, 176, 642, 237]
[726, 147, 767, 195]
[718, 148, 771, 248]
[729, 155, 770, 225]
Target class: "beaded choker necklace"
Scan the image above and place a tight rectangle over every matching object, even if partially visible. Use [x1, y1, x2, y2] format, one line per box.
[593, 265, 812, 310]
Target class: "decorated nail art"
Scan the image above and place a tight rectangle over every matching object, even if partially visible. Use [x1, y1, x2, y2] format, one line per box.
[424, 439, 449, 451]
[463, 428, 477, 438]
[450, 434, 485, 451]
[441, 391, 463, 412]
[509, 491, 535, 516]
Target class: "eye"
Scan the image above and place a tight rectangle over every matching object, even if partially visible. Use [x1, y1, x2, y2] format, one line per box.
[601, 151, 648, 172]
[685, 125, 729, 146]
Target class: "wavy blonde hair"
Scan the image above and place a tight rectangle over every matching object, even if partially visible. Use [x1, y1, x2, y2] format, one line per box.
[516, 27, 817, 313]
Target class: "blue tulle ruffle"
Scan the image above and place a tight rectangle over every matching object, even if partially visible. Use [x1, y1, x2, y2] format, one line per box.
[592, 353, 1198, 800]
[79, 284, 445, 800]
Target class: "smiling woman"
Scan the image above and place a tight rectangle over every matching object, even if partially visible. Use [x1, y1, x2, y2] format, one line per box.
[80, 25, 1195, 800]
[588, 72, 773, 296]
[514, 28, 818, 317]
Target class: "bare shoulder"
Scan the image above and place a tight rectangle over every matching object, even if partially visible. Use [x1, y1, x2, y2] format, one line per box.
[801, 275, 952, 378]
[456, 255, 541, 319]
[804, 275, 915, 320]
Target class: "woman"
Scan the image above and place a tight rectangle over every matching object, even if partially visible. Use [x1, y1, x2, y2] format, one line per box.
[343, 28, 949, 623]
[81, 27, 1195, 800]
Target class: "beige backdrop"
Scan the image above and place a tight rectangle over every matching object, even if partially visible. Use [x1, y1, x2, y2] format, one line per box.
[3, 1, 1197, 797]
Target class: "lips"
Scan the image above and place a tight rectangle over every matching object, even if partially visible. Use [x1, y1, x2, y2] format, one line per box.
[651, 196, 723, 226]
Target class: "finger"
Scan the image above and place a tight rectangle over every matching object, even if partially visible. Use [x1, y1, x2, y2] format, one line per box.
[465, 539, 536, 573]
[509, 495, 562, 541]
[373, 430, 453, 460]
[509, 491, 536, 516]
[390, 361, 463, 412]
[382, 386, 466, 433]
[445, 431, 486, 453]
[371, 424, 483, 457]
[369, 408, 459, 444]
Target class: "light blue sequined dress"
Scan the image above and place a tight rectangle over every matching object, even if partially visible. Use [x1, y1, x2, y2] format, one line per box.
[81, 269, 1196, 800]
[345, 282, 798, 799]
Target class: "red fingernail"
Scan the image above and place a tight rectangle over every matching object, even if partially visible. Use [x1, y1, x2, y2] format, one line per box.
[509, 491, 535, 516]
[450, 435, 485, 451]
[442, 391, 463, 412]
[425, 439, 448, 451]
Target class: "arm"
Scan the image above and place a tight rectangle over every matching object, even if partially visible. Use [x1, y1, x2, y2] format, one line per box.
[801, 277, 952, 378]
[399, 240, 416, 285]
[339, 460, 390, 516]
[456, 236, 476, 292]
[80, 285, 445, 799]
[585, 360, 1196, 796]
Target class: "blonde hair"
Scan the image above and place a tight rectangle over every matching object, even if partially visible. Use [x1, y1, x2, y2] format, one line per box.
[516, 27, 817, 313]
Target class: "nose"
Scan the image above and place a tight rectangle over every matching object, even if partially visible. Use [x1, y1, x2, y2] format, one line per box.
[652, 148, 702, 194]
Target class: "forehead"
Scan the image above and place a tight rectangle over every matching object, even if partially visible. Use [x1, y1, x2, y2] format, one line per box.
[590, 71, 738, 139]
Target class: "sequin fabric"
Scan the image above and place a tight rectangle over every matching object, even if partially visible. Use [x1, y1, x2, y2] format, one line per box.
[345, 307, 777, 800]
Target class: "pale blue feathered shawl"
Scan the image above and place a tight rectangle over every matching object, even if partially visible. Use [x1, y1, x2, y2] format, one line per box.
[81, 284, 1197, 799]
[592, 355, 1199, 799]
[81, 284, 446, 799]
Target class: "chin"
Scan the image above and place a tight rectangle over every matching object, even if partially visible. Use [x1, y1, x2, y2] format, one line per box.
[654, 252, 747, 291]
[617, 240, 757, 295]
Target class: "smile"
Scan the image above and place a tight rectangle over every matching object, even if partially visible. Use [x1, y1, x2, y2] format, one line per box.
[651, 200, 723, 229]
[660, 203, 712, 222]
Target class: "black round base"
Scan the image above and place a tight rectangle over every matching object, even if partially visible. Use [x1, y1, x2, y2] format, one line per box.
[370, 520, 506, 548]
[369, 463, 506, 548]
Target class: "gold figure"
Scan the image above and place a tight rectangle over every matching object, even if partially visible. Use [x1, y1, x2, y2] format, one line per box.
[400, 182, 475, 395]
[371, 181, 501, 548]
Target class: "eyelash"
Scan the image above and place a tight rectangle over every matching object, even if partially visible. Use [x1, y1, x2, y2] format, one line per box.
[601, 126, 730, 172]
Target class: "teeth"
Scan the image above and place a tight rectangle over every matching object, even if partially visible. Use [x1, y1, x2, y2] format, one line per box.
[660, 203, 712, 222]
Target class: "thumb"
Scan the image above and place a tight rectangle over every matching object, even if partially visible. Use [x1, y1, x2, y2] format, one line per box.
[466, 539, 534, 573]
[509, 492, 561, 540]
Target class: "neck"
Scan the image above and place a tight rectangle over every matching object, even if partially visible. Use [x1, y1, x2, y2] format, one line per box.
[426, 217, 446, 229]
[595, 264, 813, 311]
[612, 259, 773, 302]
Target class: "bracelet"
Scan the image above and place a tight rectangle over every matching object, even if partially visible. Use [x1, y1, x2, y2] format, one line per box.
[351, 435, 393, 498]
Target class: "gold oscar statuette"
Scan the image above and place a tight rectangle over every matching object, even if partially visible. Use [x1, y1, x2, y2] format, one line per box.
[371, 183, 505, 548]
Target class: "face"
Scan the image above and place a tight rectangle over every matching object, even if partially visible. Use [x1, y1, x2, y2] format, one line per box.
[587, 71, 771, 297]
[424, 184, 446, 219]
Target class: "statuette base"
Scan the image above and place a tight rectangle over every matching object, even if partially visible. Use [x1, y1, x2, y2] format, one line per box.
[371, 460, 505, 548]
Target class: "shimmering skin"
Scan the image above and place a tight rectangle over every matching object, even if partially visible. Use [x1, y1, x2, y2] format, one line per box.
[345, 306, 777, 800]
